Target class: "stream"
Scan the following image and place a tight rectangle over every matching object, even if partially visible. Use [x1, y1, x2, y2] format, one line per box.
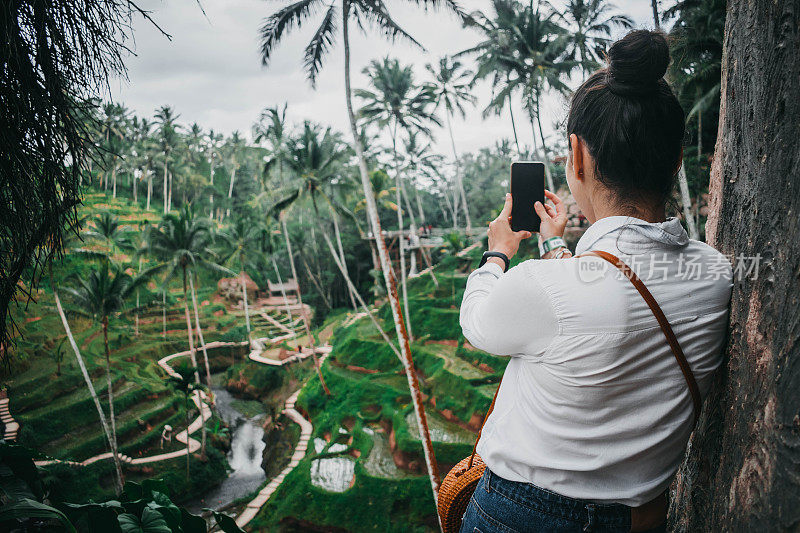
[186, 385, 266, 513]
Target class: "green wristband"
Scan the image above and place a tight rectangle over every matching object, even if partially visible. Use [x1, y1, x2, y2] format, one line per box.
[539, 236, 567, 256]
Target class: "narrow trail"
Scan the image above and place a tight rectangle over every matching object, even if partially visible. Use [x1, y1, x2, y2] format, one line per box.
[6, 303, 335, 529]
[235, 349, 330, 529]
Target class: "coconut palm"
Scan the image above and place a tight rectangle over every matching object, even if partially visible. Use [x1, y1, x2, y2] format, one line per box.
[224, 131, 246, 219]
[217, 218, 263, 343]
[651, 0, 701, 239]
[254, 104, 292, 189]
[260, 0, 465, 508]
[99, 103, 128, 197]
[154, 106, 181, 214]
[49, 265, 122, 495]
[62, 260, 150, 494]
[462, 0, 572, 191]
[357, 57, 441, 341]
[558, 0, 633, 74]
[82, 212, 135, 259]
[143, 205, 230, 388]
[426, 56, 476, 230]
[168, 363, 203, 481]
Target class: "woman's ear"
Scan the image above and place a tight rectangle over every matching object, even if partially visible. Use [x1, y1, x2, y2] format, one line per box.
[570, 134, 585, 182]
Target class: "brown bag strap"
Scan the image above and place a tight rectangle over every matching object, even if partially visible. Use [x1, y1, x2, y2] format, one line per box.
[468, 249, 702, 468]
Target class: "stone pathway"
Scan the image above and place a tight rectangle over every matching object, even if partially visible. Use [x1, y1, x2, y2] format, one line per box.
[0, 397, 19, 441]
[235, 352, 328, 529]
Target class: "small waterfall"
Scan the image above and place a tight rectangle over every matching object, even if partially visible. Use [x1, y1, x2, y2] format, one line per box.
[187, 386, 266, 512]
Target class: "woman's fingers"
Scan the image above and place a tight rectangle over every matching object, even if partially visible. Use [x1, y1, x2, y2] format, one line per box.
[534, 201, 550, 220]
[515, 230, 532, 240]
[499, 193, 513, 219]
[544, 204, 557, 217]
[544, 189, 567, 217]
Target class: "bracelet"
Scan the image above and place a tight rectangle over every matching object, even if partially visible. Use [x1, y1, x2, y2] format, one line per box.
[478, 251, 510, 272]
[539, 236, 567, 257]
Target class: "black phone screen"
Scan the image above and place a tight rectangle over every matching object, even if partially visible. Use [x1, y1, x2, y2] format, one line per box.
[510, 161, 545, 233]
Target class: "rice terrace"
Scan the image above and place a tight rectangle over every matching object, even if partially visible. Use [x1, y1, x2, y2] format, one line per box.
[1, 0, 797, 532]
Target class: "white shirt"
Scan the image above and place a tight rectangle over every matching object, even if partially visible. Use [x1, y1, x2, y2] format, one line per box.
[460, 216, 732, 506]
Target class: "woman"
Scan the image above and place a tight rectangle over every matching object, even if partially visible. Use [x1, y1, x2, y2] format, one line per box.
[458, 30, 732, 532]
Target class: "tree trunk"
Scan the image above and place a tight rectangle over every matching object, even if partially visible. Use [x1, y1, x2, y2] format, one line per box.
[651, 0, 660, 28]
[281, 216, 331, 396]
[168, 171, 173, 213]
[669, 0, 800, 530]
[534, 97, 557, 192]
[163, 160, 169, 214]
[240, 268, 252, 342]
[226, 165, 237, 218]
[678, 165, 699, 239]
[331, 207, 358, 311]
[132, 171, 137, 204]
[446, 112, 472, 232]
[162, 290, 167, 338]
[392, 126, 413, 342]
[184, 393, 190, 480]
[54, 290, 122, 494]
[189, 275, 212, 386]
[182, 267, 206, 455]
[135, 258, 141, 337]
[146, 174, 152, 211]
[343, 5, 441, 520]
[271, 257, 294, 323]
[102, 317, 124, 491]
[508, 96, 521, 155]
[111, 162, 118, 198]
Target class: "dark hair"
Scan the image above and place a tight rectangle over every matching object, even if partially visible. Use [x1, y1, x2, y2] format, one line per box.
[566, 30, 685, 205]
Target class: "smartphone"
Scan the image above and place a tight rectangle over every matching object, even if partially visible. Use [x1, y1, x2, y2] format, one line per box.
[510, 161, 545, 233]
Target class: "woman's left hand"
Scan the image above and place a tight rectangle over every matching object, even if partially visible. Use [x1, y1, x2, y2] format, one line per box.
[488, 193, 532, 260]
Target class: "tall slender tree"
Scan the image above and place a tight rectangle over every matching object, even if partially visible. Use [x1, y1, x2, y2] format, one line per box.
[558, 0, 633, 74]
[62, 260, 150, 494]
[357, 57, 441, 340]
[154, 106, 180, 215]
[259, 1, 465, 513]
[426, 56, 476, 230]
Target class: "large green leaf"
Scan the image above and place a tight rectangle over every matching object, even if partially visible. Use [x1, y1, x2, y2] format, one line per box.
[0, 498, 76, 532]
[118, 508, 171, 533]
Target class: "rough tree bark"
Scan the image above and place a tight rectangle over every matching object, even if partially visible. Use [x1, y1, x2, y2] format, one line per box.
[669, 0, 800, 530]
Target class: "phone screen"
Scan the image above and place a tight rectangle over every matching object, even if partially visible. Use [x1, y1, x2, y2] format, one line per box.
[510, 161, 545, 233]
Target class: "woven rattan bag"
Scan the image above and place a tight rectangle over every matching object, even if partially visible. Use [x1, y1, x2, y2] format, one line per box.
[437, 251, 702, 533]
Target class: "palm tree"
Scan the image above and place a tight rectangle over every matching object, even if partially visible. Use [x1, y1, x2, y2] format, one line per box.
[462, 0, 573, 192]
[558, 0, 633, 74]
[99, 103, 128, 198]
[217, 218, 262, 343]
[154, 106, 180, 214]
[258, 0, 463, 510]
[426, 56, 477, 230]
[168, 363, 203, 481]
[50, 266, 122, 495]
[650, 0, 700, 239]
[82, 212, 135, 259]
[143, 208, 228, 458]
[357, 57, 441, 341]
[205, 130, 225, 219]
[254, 104, 292, 188]
[62, 260, 150, 494]
[224, 131, 246, 219]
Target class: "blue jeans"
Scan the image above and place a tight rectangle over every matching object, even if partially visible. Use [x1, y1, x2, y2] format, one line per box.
[459, 469, 667, 533]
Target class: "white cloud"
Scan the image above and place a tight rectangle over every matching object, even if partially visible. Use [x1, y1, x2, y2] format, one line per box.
[112, 0, 672, 155]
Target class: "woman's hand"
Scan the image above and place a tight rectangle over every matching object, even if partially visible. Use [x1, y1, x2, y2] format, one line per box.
[534, 189, 568, 240]
[488, 193, 532, 260]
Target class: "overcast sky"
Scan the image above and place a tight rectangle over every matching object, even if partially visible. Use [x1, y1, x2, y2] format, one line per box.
[111, 0, 671, 156]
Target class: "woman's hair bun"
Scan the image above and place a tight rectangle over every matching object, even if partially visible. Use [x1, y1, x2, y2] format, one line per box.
[606, 30, 670, 97]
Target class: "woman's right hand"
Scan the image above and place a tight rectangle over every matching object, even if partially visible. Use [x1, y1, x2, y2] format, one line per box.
[535, 190, 568, 240]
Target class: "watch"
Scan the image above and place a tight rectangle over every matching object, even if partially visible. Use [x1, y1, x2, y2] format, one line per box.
[478, 251, 510, 272]
[539, 236, 567, 257]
